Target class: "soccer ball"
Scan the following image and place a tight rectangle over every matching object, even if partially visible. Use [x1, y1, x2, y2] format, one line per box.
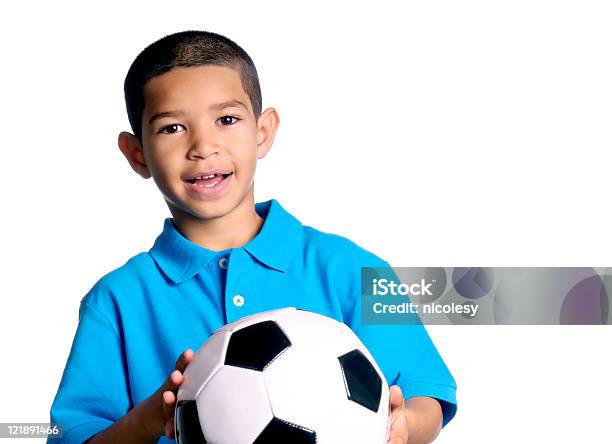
[175, 307, 390, 443]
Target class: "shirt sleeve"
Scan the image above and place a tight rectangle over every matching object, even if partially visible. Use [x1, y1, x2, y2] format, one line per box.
[48, 284, 132, 443]
[331, 239, 458, 429]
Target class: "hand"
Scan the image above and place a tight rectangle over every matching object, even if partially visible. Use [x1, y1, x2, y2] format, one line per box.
[387, 385, 409, 444]
[139, 349, 195, 440]
[162, 349, 195, 439]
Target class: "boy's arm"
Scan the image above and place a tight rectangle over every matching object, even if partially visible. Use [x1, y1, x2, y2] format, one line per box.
[84, 397, 157, 444]
[328, 240, 458, 436]
[352, 295, 458, 434]
[86, 350, 195, 444]
[48, 282, 189, 444]
[48, 297, 132, 444]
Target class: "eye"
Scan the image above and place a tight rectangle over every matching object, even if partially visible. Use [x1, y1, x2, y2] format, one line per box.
[217, 115, 240, 126]
[159, 123, 185, 134]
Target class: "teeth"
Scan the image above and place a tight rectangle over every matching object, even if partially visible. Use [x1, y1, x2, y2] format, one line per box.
[189, 174, 217, 181]
[197, 179, 220, 188]
[188, 172, 230, 187]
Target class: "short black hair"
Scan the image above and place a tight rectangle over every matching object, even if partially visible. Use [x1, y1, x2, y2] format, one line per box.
[124, 30, 262, 141]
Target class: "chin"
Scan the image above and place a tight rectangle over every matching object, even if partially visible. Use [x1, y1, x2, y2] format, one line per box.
[191, 199, 241, 220]
[170, 186, 251, 221]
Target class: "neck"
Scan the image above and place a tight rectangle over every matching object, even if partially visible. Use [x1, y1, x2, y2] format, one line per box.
[171, 195, 264, 252]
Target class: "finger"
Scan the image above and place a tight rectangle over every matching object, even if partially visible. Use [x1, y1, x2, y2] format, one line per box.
[388, 436, 407, 444]
[165, 369, 184, 391]
[162, 390, 176, 417]
[387, 408, 409, 444]
[165, 419, 175, 439]
[175, 349, 195, 372]
[389, 385, 404, 411]
[163, 389, 176, 405]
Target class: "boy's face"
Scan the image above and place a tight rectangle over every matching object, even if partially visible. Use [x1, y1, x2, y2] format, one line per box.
[119, 65, 278, 222]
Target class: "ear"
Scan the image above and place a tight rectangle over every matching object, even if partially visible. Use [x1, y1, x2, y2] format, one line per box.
[255, 107, 280, 159]
[117, 131, 151, 179]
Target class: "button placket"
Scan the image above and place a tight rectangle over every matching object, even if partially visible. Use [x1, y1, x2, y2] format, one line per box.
[224, 248, 257, 323]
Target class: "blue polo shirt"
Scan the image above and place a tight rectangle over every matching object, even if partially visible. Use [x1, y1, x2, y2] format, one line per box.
[48, 199, 457, 443]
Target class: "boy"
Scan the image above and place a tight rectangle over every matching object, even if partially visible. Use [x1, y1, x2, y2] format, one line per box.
[48, 30, 457, 444]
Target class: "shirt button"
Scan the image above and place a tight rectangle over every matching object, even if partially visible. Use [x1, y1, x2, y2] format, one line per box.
[232, 294, 245, 307]
[218, 257, 228, 269]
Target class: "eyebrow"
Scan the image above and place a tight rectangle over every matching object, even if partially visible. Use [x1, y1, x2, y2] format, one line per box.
[148, 100, 248, 124]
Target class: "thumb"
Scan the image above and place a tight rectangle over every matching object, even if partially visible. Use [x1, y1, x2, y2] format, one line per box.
[389, 385, 404, 411]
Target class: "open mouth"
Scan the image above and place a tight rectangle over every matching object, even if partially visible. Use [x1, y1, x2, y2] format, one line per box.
[185, 173, 233, 188]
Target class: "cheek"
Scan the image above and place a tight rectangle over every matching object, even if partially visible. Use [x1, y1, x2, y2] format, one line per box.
[226, 136, 259, 170]
[149, 152, 180, 184]
[234, 151, 258, 176]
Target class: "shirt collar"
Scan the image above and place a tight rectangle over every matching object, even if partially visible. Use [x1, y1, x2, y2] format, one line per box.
[148, 199, 303, 284]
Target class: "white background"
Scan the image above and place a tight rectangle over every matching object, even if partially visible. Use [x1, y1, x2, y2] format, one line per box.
[1, 1, 611, 442]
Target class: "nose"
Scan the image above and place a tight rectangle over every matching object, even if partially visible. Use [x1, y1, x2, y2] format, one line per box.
[186, 127, 220, 160]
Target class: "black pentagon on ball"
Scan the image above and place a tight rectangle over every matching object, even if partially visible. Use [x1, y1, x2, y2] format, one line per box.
[225, 320, 291, 371]
[175, 400, 206, 444]
[253, 417, 317, 444]
[338, 349, 382, 412]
